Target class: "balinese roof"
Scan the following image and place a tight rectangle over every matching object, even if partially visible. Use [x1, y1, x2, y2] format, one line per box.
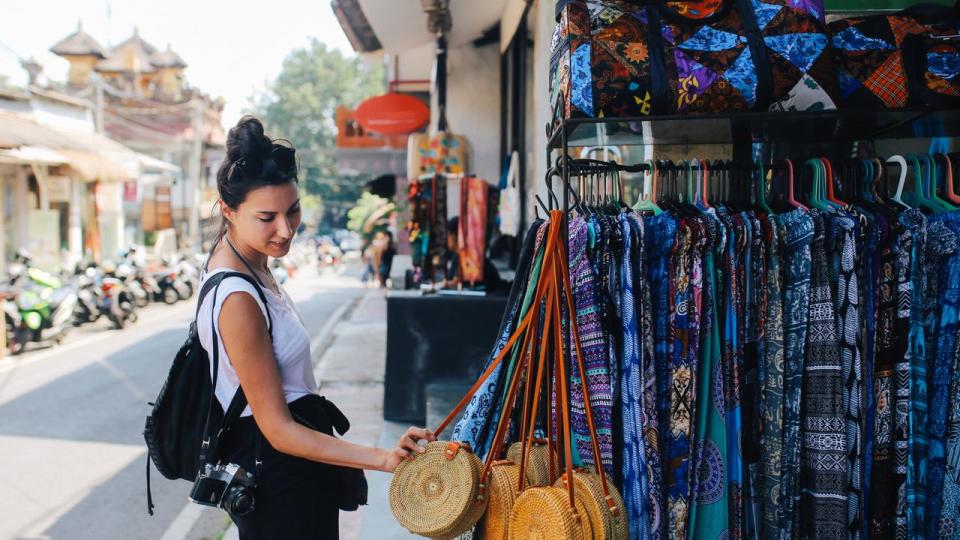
[50, 21, 107, 59]
[151, 44, 187, 69]
[97, 27, 158, 73]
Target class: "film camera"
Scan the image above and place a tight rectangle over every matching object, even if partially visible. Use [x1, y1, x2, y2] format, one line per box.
[189, 462, 257, 515]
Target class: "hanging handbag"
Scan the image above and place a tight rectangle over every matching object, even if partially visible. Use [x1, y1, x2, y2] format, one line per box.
[498, 151, 522, 238]
[829, 4, 960, 109]
[550, 0, 836, 120]
[389, 218, 566, 538]
[508, 211, 627, 540]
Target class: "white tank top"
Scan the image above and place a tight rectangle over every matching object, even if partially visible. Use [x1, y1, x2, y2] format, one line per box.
[196, 268, 317, 417]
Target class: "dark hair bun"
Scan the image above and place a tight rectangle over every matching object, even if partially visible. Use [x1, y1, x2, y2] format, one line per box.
[226, 115, 272, 163]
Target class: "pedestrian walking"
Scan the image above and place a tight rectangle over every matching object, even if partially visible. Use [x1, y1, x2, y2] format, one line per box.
[199, 116, 433, 538]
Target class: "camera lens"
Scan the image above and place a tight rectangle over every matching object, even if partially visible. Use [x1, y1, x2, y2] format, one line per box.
[226, 487, 255, 516]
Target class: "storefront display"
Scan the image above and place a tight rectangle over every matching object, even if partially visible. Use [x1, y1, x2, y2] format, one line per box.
[387, 1, 959, 538]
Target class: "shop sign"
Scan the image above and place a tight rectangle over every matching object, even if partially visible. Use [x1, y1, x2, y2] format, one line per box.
[45, 176, 72, 203]
[123, 181, 138, 203]
[354, 93, 429, 135]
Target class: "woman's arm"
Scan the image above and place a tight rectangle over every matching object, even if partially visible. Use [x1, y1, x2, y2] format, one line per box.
[218, 292, 434, 472]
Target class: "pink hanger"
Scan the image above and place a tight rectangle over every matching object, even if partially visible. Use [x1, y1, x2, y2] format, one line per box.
[785, 159, 807, 211]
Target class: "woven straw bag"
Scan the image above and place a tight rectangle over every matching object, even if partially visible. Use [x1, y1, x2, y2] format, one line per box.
[506, 440, 554, 487]
[508, 486, 592, 540]
[477, 461, 521, 540]
[555, 469, 629, 540]
[389, 441, 486, 538]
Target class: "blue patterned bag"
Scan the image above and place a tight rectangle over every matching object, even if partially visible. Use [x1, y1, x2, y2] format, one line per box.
[550, 0, 837, 119]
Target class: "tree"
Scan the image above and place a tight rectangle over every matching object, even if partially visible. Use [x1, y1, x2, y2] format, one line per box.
[249, 39, 384, 231]
[347, 192, 394, 242]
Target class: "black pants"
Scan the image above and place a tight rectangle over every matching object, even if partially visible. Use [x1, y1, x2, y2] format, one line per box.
[220, 401, 340, 539]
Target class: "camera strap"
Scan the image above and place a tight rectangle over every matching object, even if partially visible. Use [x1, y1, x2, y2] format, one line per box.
[198, 270, 274, 469]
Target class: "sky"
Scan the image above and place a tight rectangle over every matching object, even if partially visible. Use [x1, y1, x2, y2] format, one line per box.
[0, 0, 355, 129]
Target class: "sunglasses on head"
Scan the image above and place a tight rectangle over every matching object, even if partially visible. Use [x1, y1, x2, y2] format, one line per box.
[233, 145, 296, 181]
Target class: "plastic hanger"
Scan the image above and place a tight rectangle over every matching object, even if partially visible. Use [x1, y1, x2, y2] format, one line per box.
[907, 154, 942, 213]
[804, 158, 828, 211]
[937, 154, 960, 205]
[821, 157, 846, 208]
[701, 159, 712, 210]
[691, 160, 702, 208]
[923, 153, 955, 211]
[633, 160, 663, 215]
[886, 155, 911, 209]
[755, 159, 773, 214]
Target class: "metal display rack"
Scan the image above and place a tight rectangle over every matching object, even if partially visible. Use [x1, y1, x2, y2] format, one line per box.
[542, 104, 960, 357]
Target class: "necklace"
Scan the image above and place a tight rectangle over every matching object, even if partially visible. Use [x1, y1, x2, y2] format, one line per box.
[225, 236, 280, 295]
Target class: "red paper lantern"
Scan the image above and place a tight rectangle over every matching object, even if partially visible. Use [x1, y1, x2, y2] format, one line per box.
[353, 93, 429, 135]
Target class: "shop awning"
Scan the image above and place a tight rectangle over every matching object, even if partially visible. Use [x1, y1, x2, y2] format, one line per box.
[0, 111, 172, 181]
[0, 145, 69, 166]
[337, 0, 509, 54]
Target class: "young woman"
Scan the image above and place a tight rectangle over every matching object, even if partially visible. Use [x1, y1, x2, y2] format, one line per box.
[198, 116, 433, 538]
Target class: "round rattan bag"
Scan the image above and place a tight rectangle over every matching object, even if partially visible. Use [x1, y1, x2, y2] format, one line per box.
[506, 440, 554, 487]
[389, 441, 487, 538]
[554, 469, 629, 540]
[477, 461, 521, 540]
[508, 486, 592, 540]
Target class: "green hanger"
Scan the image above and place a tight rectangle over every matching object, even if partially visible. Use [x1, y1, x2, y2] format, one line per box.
[633, 160, 663, 215]
[755, 159, 774, 214]
[906, 154, 942, 213]
[805, 158, 830, 211]
[922, 154, 955, 212]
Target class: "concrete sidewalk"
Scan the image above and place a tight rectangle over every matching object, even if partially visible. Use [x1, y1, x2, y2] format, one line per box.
[226, 288, 417, 540]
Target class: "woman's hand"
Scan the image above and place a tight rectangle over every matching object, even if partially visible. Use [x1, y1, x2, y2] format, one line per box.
[382, 427, 436, 473]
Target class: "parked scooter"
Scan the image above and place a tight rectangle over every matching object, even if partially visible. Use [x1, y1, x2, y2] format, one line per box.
[5, 264, 78, 352]
[153, 269, 187, 305]
[99, 262, 137, 329]
[1, 286, 25, 355]
[114, 263, 149, 308]
[72, 266, 103, 325]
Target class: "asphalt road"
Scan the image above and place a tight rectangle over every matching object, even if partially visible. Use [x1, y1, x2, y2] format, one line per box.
[0, 263, 364, 540]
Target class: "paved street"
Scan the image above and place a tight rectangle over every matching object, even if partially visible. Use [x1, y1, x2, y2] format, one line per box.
[0, 263, 367, 540]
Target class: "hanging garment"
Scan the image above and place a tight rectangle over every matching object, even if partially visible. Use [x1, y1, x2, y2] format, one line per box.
[619, 213, 652, 540]
[759, 212, 785, 540]
[688, 213, 729, 540]
[833, 214, 863, 540]
[568, 218, 615, 471]
[646, 211, 678, 540]
[799, 211, 846, 540]
[778, 208, 814, 539]
[901, 208, 928, 540]
[870, 214, 901, 538]
[458, 177, 488, 284]
[451, 221, 545, 455]
[924, 214, 960, 537]
[937, 214, 960, 538]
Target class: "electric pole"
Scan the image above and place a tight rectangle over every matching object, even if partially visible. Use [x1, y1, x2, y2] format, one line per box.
[188, 97, 203, 251]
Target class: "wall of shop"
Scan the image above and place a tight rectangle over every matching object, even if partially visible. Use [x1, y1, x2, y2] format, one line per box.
[431, 42, 502, 183]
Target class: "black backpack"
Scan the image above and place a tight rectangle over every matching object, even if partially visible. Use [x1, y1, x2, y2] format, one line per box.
[142, 271, 272, 515]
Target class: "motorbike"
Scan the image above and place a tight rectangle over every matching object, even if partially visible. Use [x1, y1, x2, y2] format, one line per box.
[5, 265, 78, 352]
[153, 269, 189, 305]
[99, 274, 137, 329]
[115, 263, 149, 308]
[72, 266, 103, 325]
[2, 287, 25, 355]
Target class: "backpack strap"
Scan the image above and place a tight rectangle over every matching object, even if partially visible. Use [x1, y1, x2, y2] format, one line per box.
[197, 271, 273, 467]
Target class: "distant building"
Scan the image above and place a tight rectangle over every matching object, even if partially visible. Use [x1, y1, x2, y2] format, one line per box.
[49, 22, 225, 250]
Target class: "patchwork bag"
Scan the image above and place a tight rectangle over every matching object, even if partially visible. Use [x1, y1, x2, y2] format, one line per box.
[829, 4, 960, 109]
[550, 0, 837, 120]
